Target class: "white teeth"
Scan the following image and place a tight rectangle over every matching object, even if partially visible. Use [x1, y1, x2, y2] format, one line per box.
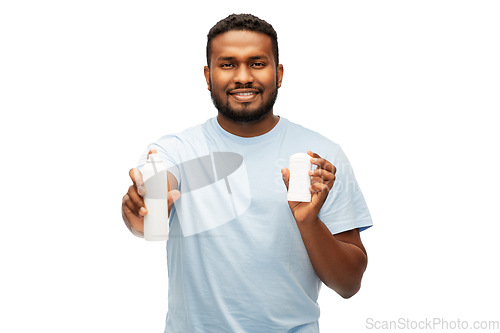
[235, 92, 255, 96]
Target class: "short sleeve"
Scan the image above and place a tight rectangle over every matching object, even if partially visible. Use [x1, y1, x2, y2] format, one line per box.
[317, 145, 373, 235]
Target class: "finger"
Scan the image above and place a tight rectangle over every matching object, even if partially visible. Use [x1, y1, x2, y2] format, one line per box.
[121, 201, 135, 223]
[168, 190, 181, 206]
[308, 151, 336, 174]
[148, 148, 158, 156]
[129, 168, 146, 195]
[310, 168, 336, 192]
[310, 176, 323, 185]
[129, 168, 144, 187]
[308, 151, 321, 158]
[127, 185, 146, 216]
[310, 156, 334, 173]
[123, 193, 140, 217]
[311, 177, 335, 193]
[310, 183, 330, 206]
[310, 182, 330, 194]
[122, 196, 141, 219]
[309, 168, 336, 183]
[125, 191, 145, 217]
[122, 200, 144, 232]
[281, 168, 290, 191]
[122, 200, 133, 217]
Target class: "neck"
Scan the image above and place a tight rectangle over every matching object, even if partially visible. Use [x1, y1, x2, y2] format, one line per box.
[217, 112, 280, 138]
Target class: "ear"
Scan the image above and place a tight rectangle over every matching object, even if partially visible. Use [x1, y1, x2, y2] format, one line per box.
[204, 66, 210, 91]
[277, 64, 284, 88]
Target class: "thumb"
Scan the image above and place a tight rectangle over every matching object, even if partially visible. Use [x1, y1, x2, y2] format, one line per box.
[148, 148, 158, 157]
[281, 168, 290, 191]
[168, 189, 181, 205]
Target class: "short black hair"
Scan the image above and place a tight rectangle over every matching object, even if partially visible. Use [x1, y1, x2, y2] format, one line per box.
[206, 13, 279, 68]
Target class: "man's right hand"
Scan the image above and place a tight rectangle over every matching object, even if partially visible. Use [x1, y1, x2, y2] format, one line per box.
[121, 149, 180, 234]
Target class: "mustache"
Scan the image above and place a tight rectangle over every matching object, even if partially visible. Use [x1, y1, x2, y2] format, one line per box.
[227, 84, 263, 94]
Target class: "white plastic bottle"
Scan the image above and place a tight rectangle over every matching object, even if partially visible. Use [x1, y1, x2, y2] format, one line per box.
[141, 154, 169, 241]
[287, 153, 312, 202]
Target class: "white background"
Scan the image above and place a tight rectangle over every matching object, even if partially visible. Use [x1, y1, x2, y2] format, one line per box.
[1, 1, 499, 332]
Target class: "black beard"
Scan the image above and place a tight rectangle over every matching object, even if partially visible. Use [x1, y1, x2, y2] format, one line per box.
[209, 78, 279, 123]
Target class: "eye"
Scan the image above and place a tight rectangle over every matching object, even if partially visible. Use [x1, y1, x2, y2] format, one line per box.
[252, 62, 265, 68]
[221, 63, 234, 68]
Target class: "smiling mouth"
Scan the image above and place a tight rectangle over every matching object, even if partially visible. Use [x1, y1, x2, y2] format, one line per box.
[233, 92, 256, 96]
[229, 89, 260, 102]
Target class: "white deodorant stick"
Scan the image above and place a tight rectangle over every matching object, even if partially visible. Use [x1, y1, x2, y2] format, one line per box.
[141, 154, 169, 241]
[287, 153, 312, 202]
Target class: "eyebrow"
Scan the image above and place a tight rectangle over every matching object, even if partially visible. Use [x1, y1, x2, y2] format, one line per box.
[216, 55, 270, 61]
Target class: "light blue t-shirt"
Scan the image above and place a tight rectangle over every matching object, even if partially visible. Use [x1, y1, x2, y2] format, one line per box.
[137, 116, 372, 333]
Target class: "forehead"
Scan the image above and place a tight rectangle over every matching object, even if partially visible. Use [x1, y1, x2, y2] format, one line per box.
[210, 30, 274, 64]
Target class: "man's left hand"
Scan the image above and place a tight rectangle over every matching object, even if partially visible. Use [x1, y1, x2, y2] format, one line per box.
[281, 151, 336, 224]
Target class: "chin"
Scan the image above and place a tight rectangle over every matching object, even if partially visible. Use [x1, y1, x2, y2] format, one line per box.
[219, 102, 271, 122]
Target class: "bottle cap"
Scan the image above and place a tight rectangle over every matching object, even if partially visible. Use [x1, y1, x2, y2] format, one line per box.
[147, 153, 162, 163]
[289, 152, 311, 163]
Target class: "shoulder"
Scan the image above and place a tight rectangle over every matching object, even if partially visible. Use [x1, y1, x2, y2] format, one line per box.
[148, 118, 214, 164]
[156, 118, 211, 144]
[282, 117, 342, 158]
[283, 118, 339, 145]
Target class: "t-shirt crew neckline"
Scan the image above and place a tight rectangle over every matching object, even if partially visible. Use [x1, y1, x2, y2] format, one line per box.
[213, 115, 286, 145]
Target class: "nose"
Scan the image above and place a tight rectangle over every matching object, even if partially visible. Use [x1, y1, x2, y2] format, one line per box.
[233, 66, 254, 85]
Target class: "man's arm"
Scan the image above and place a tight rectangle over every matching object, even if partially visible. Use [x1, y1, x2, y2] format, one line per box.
[297, 222, 367, 298]
[281, 151, 368, 298]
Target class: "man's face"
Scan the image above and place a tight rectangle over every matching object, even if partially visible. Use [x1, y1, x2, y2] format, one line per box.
[204, 30, 283, 123]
